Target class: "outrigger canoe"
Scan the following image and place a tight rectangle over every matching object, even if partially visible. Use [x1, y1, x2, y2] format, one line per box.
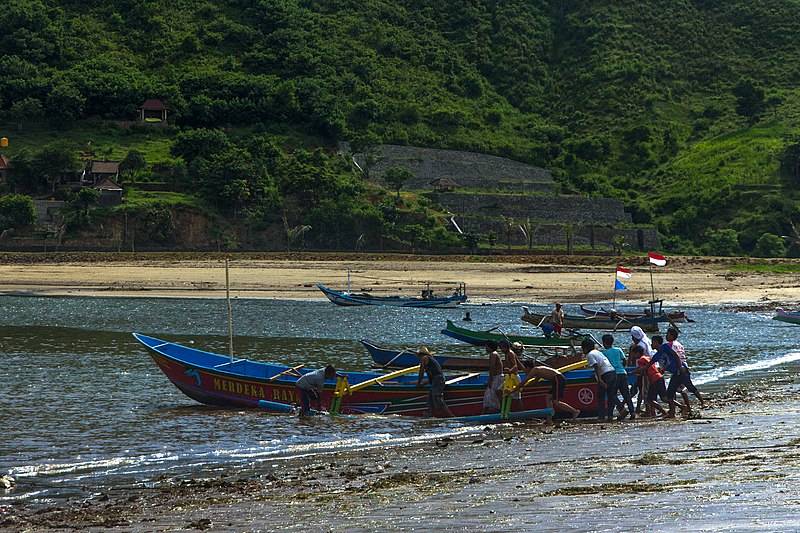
[440, 320, 582, 348]
[521, 306, 663, 333]
[578, 304, 692, 323]
[134, 333, 602, 418]
[773, 308, 800, 325]
[362, 340, 584, 372]
[316, 283, 467, 308]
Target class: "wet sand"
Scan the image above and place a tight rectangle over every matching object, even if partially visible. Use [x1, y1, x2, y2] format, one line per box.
[5, 382, 800, 531]
[1, 254, 799, 305]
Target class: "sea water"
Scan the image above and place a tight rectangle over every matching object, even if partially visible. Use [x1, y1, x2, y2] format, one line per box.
[0, 296, 797, 506]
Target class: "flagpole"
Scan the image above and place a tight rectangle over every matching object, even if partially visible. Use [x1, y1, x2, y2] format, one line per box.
[649, 262, 656, 303]
[612, 267, 617, 308]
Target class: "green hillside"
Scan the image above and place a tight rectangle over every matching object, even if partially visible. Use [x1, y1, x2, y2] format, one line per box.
[1, 0, 800, 255]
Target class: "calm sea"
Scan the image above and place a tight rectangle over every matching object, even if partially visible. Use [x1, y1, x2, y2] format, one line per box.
[1, 296, 798, 506]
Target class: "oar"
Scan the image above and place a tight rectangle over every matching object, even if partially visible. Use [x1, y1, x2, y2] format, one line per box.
[445, 372, 480, 385]
[514, 359, 588, 393]
[381, 348, 414, 369]
[268, 364, 305, 381]
[330, 365, 421, 415]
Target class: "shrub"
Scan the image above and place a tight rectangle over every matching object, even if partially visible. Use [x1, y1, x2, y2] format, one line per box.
[752, 233, 787, 258]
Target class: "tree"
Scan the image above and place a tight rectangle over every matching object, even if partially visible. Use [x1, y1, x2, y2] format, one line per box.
[613, 234, 629, 256]
[7, 97, 44, 132]
[565, 224, 574, 255]
[46, 82, 85, 123]
[283, 215, 311, 252]
[520, 218, 539, 251]
[501, 216, 515, 252]
[171, 128, 234, 164]
[463, 232, 480, 254]
[753, 233, 786, 258]
[120, 150, 147, 181]
[385, 166, 413, 200]
[703, 228, 742, 257]
[0, 194, 36, 231]
[487, 230, 497, 252]
[72, 187, 100, 219]
[732, 78, 765, 125]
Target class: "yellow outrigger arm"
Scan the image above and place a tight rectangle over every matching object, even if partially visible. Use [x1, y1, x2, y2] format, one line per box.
[330, 365, 421, 415]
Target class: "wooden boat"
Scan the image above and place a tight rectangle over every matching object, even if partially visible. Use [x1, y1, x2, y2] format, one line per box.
[521, 306, 663, 333]
[773, 308, 800, 325]
[578, 303, 692, 323]
[440, 320, 582, 348]
[134, 332, 602, 417]
[362, 340, 583, 372]
[316, 283, 467, 308]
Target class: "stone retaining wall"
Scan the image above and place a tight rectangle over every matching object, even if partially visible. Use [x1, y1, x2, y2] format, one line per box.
[429, 192, 631, 224]
[354, 144, 553, 190]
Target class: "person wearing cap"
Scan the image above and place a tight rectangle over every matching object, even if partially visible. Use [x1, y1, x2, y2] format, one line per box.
[295, 365, 337, 416]
[550, 303, 565, 336]
[482, 340, 504, 414]
[416, 346, 454, 417]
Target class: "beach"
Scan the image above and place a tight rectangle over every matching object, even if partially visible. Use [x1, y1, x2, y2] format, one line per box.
[1, 253, 799, 306]
[2, 253, 800, 531]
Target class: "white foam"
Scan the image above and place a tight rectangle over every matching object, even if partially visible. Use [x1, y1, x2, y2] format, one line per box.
[693, 351, 800, 385]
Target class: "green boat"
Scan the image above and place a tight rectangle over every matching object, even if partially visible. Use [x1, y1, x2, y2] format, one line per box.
[440, 320, 581, 349]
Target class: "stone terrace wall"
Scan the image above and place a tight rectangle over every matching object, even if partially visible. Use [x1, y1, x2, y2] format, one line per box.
[354, 145, 554, 190]
[430, 193, 632, 224]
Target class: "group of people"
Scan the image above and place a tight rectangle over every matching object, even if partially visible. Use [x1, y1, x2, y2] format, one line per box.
[583, 325, 705, 421]
[296, 324, 705, 422]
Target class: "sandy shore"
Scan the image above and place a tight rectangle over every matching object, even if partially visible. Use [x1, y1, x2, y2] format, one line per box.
[1, 255, 799, 306]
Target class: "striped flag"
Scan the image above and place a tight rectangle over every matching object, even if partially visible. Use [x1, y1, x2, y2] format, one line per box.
[616, 266, 632, 279]
[649, 252, 667, 267]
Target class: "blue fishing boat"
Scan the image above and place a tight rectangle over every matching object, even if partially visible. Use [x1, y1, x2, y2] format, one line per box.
[317, 282, 467, 308]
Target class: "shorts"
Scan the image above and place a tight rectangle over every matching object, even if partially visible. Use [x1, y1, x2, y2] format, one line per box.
[548, 374, 567, 400]
[428, 375, 447, 411]
[646, 378, 668, 403]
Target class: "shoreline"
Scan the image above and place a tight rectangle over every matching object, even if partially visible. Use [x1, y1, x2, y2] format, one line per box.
[6, 383, 800, 531]
[1, 256, 799, 305]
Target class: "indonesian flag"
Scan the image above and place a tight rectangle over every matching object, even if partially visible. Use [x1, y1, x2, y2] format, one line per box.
[616, 266, 632, 279]
[649, 252, 667, 267]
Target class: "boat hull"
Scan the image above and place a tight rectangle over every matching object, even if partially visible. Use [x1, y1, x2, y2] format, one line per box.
[578, 305, 691, 323]
[363, 340, 584, 371]
[774, 309, 800, 325]
[135, 333, 605, 418]
[521, 306, 662, 333]
[440, 320, 580, 348]
[317, 284, 466, 308]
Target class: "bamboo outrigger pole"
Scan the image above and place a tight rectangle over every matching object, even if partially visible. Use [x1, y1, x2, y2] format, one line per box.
[226, 259, 234, 366]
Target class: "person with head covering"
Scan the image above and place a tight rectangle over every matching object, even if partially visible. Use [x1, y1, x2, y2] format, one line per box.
[628, 326, 655, 363]
[415, 346, 454, 417]
[550, 303, 565, 336]
[482, 340, 504, 414]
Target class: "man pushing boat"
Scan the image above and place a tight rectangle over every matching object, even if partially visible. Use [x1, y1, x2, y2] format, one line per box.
[295, 365, 338, 416]
[513, 364, 580, 424]
[416, 347, 455, 417]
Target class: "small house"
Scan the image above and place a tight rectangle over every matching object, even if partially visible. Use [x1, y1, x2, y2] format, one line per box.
[94, 178, 123, 206]
[430, 177, 459, 192]
[0, 153, 10, 183]
[139, 99, 169, 122]
[84, 160, 120, 186]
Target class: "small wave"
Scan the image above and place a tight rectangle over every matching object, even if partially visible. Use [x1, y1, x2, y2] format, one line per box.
[693, 351, 800, 386]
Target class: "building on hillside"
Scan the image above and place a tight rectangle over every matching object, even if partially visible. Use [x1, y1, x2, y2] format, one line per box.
[94, 178, 123, 206]
[430, 177, 458, 192]
[84, 160, 120, 186]
[0, 153, 10, 183]
[139, 99, 169, 122]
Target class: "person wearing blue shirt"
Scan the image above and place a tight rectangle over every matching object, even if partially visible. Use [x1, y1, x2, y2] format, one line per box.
[601, 334, 635, 421]
[642, 334, 698, 418]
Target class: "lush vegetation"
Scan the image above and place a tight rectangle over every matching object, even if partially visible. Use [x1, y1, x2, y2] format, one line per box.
[2, 0, 800, 254]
